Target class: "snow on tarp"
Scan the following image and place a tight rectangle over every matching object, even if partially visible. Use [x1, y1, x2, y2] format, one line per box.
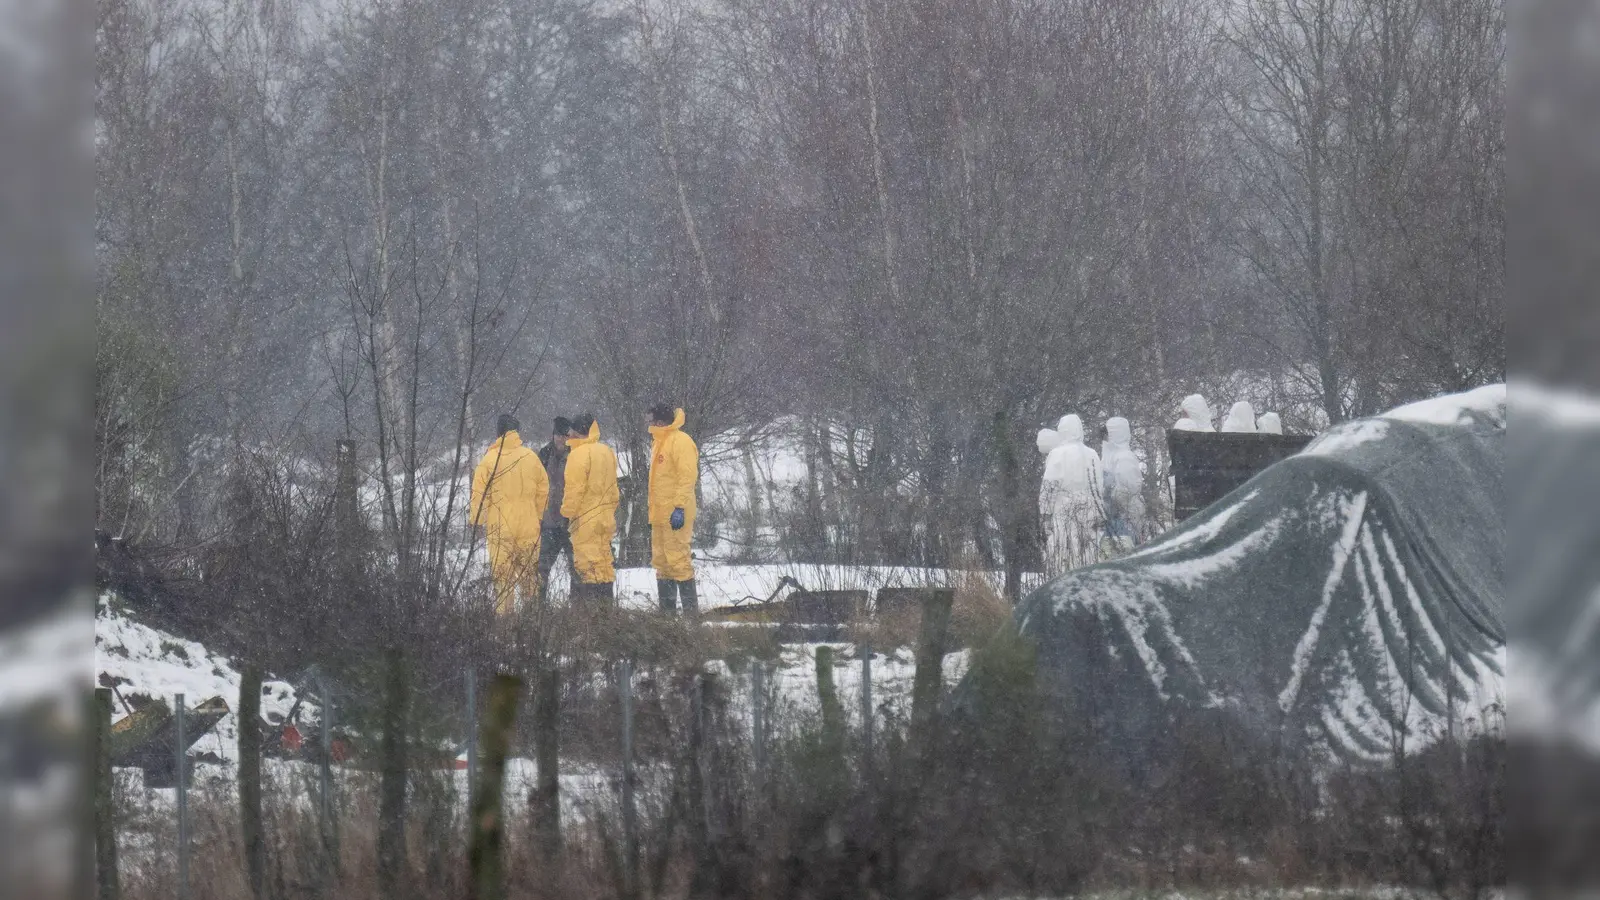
[1010, 386, 1506, 763]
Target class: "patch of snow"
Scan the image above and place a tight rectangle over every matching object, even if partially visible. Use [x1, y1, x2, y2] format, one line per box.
[0, 604, 92, 713]
[1382, 383, 1506, 427]
[1278, 492, 1369, 714]
[762, 642, 970, 731]
[605, 563, 1037, 613]
[95, 595, 311, 763]
[1304, 419, 1390, 457]
[1143, 517, 1283, 587]
[1322, 650, 1386, 761]
[1120, 490, 1258, 562]
[1111, 603, 1172, 700]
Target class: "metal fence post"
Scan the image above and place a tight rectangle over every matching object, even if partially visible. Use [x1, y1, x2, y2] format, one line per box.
[619, 659, 638, 897]
[94, 688, 119, 900]
[751, 662, 766, 781]
[318, 676, 337, 880]
[860, 642, 874, 776]
[466, 669, 478, 808]
[174, 693, 188, 900]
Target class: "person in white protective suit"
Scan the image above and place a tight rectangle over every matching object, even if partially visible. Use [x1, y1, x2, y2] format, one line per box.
[1037, 421, 1064, 456]
[1173, 394, 1215, 432]
[1039, 414, 1103, 574]
[1258, 411, 1284, 434]
[1100, 416, 1146, 550]
[1221, 400, 1258, 433]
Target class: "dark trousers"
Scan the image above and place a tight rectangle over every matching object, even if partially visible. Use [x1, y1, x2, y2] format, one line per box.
[537, 525, 577, 601]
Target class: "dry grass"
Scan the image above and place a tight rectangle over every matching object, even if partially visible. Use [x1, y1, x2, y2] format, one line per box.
[847, 569, 1011, 653]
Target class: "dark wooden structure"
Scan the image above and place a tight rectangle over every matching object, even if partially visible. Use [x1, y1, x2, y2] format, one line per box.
[1167, 430, 1314, 522]
[110, 695, 230, 788]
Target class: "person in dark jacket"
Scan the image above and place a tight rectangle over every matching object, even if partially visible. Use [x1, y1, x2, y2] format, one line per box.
[536, 417, 577, 600]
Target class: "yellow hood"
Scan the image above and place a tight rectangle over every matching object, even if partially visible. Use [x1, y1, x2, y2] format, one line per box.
[569, 420, 601, 447]
[647, 408, 698, 526]
[648, 407, 686, 441]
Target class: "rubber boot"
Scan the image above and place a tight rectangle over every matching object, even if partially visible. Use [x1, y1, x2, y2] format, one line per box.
[570, 581, 592, 607]
[657, 579, 678, 614]
[677, 579, 699, 616]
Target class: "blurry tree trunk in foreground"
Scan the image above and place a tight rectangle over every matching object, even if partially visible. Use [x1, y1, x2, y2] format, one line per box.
[468, 674, 522, 900]
[377, 646, 411, 896]
[238, 663, 265, 899]
[532, 664, 562, 865]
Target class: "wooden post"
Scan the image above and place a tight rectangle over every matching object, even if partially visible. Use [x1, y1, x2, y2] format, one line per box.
[238, 664, 265, 899]
[175, 694, 189, 900]
[318, 675, 338, 883]
[619, 660, 639, 898]
[910, 589, 955, 756]
[687, 673, 710, 879]
[532, 664, 561, 864]
[94, 688, 118, 900]
[334, 440, 359, 589]
[697, 674, 720, 850]
[377, 648, 410, 896]
[334, 440, 358, 536]
[466, 674, 522, 900]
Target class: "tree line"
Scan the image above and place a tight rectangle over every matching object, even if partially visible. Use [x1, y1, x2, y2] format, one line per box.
[96, 0, 1503, 576]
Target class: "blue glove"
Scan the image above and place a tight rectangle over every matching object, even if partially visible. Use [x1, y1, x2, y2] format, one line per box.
[670, 507, 685, 530]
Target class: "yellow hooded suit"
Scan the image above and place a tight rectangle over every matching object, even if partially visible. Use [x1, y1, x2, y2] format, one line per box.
[560, 420, 621, 584]
[469, 430, 549, 613]
[647, 408, 698, 581]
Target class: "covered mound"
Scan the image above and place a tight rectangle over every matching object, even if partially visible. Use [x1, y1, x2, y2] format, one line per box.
[1012, 385, 1505, 762]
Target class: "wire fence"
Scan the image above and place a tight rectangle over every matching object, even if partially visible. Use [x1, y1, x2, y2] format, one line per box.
[92, 590, 960, 900]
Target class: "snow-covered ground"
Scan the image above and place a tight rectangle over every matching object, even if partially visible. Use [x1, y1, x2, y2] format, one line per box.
[97, 593, 313, 765]
[94, 566, 975, 857]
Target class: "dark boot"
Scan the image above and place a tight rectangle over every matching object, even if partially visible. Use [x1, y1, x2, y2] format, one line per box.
[657, 579, 678, 613]
[570, 581, 593, 606]
[677, 579, 699, 616]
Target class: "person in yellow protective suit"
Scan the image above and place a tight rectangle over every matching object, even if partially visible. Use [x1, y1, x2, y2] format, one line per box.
[646, 404, 699, 614]
[559, 413, 621, 605]
[469, 413, 550, 615]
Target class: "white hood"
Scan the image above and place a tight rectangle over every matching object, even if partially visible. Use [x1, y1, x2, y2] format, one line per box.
[1057, 414, 1085, 445]
[1222, 401, 1258, 433]
[1105, 416, 1132, 447]
[1175, 394, 1214, 432]
[1258, 412, 1283, 434]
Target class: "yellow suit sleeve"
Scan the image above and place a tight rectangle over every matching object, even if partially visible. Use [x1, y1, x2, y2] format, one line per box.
[531, 453, 550, 527]
[560, 449, 587, 521]
[469, 455, 490, 526]
[674, 437, 698, 510]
